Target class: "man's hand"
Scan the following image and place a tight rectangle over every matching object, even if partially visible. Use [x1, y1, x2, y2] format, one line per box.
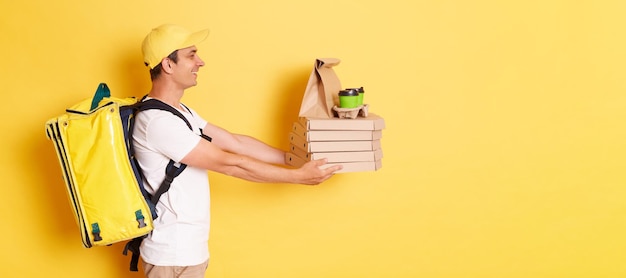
[297, 159, 343, 185]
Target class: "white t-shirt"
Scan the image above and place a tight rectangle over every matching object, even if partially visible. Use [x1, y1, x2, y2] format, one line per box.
[132, 102, 211, 266]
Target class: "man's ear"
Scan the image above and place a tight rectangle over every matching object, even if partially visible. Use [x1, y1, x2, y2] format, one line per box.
[161, 58, 174, 74]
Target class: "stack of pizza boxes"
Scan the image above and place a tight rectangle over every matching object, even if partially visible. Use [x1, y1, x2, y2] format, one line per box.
[285, 58, 385, 173]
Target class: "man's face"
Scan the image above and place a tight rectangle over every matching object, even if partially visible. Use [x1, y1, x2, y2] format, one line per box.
[169, 45, 205, 89]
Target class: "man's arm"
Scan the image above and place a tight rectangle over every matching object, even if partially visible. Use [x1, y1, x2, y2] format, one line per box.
[202, 122, 285, 165]
[180, 138, 341, 185]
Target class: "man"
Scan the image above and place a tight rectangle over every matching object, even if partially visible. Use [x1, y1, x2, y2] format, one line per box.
[133, 24, 341, 278]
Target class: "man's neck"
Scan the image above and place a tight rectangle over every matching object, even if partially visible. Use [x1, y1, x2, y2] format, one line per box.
[148, 80, 185, 110]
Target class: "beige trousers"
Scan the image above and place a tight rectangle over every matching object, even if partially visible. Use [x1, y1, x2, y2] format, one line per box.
[143, 260, 209, 278]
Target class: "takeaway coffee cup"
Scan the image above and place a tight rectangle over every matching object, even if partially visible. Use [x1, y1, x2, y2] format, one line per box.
[338, 89, 360, 108]
[346, 87, 365, 105]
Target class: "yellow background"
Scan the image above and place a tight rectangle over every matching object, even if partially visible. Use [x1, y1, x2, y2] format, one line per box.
[2, 0, 625, 277]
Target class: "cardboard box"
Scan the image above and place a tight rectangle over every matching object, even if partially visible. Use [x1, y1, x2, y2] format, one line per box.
[332, 160, 382, 173]
[287, 146, 383, 163]
[289, 143, 310, 159]
[311, 148, 383, 162]
[285, 152, 383, 173]
[285, 152, 308, 167]
[298, 113, 386, 131]
[292, 121, 382, 141]
[316, 149, 383, 163]
[289, 132, 382, 152]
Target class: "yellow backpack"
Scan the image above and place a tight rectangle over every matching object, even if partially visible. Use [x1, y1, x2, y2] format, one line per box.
[45, 83, 200, 271]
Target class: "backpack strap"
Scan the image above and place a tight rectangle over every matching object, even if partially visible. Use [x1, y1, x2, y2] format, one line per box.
[136, 98, 193, 205]
[131, 98, 194, 209]
[180, 102, 212, 142]
[138, 98, 193, 129]
[123, 239, 142, 271]
[137, 99, 211, 143]
[123, 97, 209, 272]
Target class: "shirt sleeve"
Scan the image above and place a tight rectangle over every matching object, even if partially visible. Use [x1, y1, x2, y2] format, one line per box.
[144, 111, 202, 163]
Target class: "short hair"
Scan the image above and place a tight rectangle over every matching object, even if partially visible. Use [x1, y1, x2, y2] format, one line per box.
[147, 50, 179, 81]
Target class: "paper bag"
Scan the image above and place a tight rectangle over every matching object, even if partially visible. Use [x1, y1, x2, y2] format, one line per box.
[298, 58, 342, 118]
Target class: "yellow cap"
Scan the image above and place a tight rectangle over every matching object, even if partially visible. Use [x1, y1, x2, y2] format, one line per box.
[142, 24, 210, 69]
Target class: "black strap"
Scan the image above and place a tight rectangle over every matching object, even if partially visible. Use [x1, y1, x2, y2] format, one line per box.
[123, 97, 210, 272]
[179, 102, 212, 142]
[137, 98, 193, 130]
[123, 238, 142, 271]
[135, 97, 210, 204]
[151, 160, 186, 205]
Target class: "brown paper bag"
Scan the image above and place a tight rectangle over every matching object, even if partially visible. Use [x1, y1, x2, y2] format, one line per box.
[298, 58, 342, 118]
